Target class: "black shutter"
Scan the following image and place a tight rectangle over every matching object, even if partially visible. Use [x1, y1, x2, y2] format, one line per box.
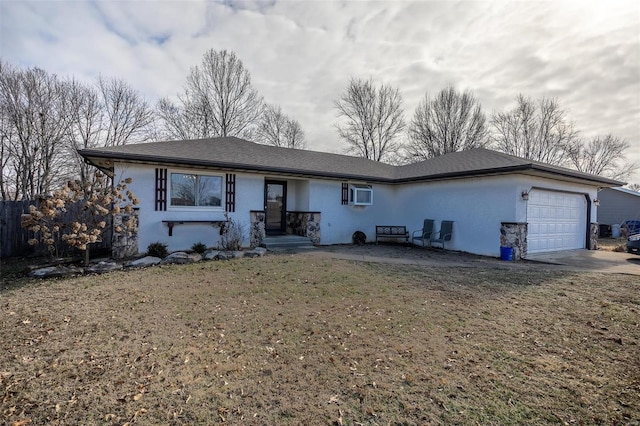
[226, 173, 236, 212]
[155, 168, 167, 211]
[341, 182, 349, 205]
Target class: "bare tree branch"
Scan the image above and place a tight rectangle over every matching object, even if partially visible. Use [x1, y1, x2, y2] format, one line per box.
[491, 94, 578, 166]
[66, 78, 104, 184]
[0, 64, 71, 199]
[255, 104, 306, 148]
[566, 134, 637, 181]
[334, 77, 405, 162]
[406, 85, 488, 161]
[158, 49, 263, 140]
[98, 76, 154, 147]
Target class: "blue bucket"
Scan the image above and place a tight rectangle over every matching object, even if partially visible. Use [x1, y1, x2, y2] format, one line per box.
[500, 246, 513, 261]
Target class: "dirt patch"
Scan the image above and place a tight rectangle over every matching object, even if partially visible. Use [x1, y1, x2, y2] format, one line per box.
[598, 237, 627, 252]
[1, 250, 638, 425]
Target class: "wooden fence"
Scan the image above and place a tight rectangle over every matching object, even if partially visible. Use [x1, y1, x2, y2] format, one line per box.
[0, 200, 112, 258]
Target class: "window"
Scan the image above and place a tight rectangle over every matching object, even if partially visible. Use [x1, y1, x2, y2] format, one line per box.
[170, 172, 223, 208]
[349, 184, 373, 206]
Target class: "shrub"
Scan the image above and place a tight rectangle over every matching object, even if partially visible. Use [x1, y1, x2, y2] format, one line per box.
[147, 242, 169, 258]
[191, 241, 207, 254]
[219, 212, 245, 251]
[20, 173, 138, 265]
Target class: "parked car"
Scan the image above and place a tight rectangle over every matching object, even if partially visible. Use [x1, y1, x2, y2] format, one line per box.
[622, 220, 640, 236]
[624, 220, 640, 254]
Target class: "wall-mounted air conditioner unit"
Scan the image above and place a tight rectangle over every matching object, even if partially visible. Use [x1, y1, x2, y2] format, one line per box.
[350, 184, 373, 206]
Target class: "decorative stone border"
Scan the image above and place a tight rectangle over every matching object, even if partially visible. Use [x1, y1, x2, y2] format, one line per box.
[29, 247, 268, 279]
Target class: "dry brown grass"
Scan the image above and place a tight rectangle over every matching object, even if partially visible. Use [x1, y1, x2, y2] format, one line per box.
[598, 237, 628, 253]
[1, 252, 638, 425]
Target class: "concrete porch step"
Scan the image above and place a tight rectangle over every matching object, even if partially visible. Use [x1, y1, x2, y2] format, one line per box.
[264, 235, 315, 250]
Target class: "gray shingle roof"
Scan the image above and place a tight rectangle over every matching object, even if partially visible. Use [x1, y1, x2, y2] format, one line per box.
[79, 136, 623, 186]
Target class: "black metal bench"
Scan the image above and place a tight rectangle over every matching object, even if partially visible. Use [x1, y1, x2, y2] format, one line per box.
[375, 225, 409, 244]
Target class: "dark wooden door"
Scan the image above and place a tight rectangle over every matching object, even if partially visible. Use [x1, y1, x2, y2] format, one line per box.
[265, 180, 287, 234]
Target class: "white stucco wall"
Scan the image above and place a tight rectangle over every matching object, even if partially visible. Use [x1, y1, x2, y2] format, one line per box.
[394, 174, 599, 257]
[116, 164, 264, 252]
[394, 176, 518, 256]
[116, 162, 600, 257]
[307, 180, 397, 245]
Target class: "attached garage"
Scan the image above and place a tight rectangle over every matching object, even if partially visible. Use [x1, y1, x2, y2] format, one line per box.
[527, 189, 587, 253]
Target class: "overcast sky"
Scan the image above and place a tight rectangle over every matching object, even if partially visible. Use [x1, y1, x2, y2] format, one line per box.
[1, 0, 639, 182]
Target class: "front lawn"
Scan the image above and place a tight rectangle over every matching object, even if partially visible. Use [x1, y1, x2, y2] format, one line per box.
[1, 253, 638, 425]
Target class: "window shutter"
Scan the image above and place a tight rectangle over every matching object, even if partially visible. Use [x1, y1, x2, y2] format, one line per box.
[226, 173, 236, 212]
[155, 168, 167, 211]
[341, 182, 349, 205]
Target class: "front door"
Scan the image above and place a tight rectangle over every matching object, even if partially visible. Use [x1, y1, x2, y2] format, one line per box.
[265, 180, 287, 235]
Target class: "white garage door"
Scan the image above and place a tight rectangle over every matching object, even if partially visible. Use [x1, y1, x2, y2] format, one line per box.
[527, 190, 587, 254]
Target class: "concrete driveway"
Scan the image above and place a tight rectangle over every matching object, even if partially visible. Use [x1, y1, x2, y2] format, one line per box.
[308, 245, 640, 276]
[526, 250, 640, 275]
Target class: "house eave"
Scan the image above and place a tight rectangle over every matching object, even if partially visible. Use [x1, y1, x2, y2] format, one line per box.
[79, 150, 625, 187]
[79, 150, 396, 183]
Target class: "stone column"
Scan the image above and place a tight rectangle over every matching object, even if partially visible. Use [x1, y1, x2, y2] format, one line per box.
[500, 222, 527, 260]
[250, 211, 266, 248]
[112, 208, 139, 259]
[590, 223, 599, 250]
[305, 212, 321, 245]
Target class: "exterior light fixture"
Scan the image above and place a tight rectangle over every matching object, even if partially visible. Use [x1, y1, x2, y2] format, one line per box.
[593, 198, 600, 206]
[521, 190, 529, 201]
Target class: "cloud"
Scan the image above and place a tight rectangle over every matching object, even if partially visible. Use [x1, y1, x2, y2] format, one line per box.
[1, 0, 639, 179]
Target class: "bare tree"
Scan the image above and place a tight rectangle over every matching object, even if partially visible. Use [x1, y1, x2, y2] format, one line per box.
[334, 77, 405, 162]
[255, 104, 306, 148]
[98, 76, 154, 147]
[491, 95, 578, 166]
[158, 49, 263, 140]
[0, 61, 155, 200]
[627, 183, 640, 192]
[406, 85, 488, 161]
[66, 79, 104, 184]
[0, 64, 71, 199]
[566, 134, 637, 181]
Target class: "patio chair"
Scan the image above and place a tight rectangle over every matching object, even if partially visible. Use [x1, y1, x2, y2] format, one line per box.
[411, 219, 435, 247]
[430, 220, 454, 249]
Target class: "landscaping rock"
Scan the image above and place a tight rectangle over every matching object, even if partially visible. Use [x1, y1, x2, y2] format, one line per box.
[203, 250, 220, 260]
[217, 252, 231, 261]
[85, 261, 122, 274]
[253, 247, 267, 257]
[29, 265, 82, 278]
[232, 251, 245, 259]
[244, 251, 260, 258]
[159, 251, 202, 265]
[125, 256, 162, 268]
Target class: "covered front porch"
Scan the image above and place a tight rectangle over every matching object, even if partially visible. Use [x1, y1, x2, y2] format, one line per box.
[249, 177, 321, 247]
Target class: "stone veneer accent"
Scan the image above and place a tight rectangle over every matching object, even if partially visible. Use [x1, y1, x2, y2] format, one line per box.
[112, 208, 139, 259]
[286, 211, 321, 245]
[500, 222, 527, 260]
[590, 222, 598, 250]
[250, 211, 266, 248]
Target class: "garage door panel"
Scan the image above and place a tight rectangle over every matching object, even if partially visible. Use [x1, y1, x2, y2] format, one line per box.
[527, 190, 587, 254]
